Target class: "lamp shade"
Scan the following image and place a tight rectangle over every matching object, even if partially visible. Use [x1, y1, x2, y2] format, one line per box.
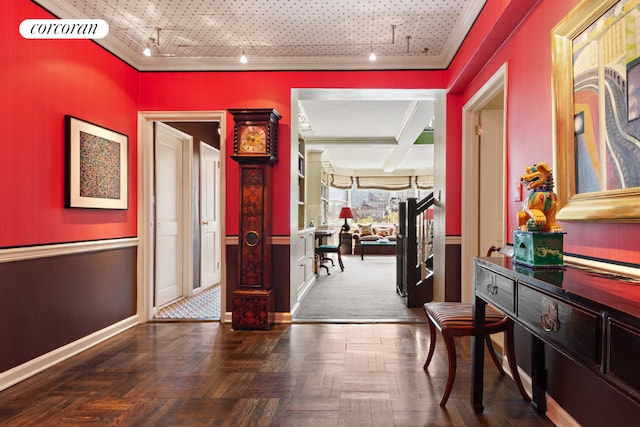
[338, 207, 354, 219]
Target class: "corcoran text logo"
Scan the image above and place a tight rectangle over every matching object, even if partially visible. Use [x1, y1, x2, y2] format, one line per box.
[20, 19, 109, 39]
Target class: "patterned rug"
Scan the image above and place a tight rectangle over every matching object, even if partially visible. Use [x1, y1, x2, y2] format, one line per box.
[154, 284, 221, 320]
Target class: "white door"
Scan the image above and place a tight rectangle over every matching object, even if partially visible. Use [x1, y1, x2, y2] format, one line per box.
[478, 109, 504, 255]
[200, 142, 221, 289]
[154, 123, 191, 307]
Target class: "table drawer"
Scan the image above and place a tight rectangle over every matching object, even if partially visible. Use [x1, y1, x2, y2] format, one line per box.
[518, 283, 600, 365]
[475, 266, 515, 313]
[607, 319, 640, 397]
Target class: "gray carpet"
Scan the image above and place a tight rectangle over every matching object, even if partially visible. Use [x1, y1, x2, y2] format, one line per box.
[294, 254, 427, 322]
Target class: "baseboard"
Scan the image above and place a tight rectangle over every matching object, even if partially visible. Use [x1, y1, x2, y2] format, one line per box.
[222, 311, 292, 325]
[276, 312, 293, 323]
[290, 301, 300, 318]
[223, 311, 232, 323]
[503, 359, 579, 427]
[0, 315, 139, 392]
[544, 395, 580, 427]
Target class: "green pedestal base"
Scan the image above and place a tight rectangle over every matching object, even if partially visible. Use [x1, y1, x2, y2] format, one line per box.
[513, 231, 565, 268]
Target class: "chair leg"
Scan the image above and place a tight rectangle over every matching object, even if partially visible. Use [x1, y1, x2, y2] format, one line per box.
[440, 330, 457, 406]
[485, 335, 506, 376]
[337, 251, 344, 271]
[423, 318, 437, 370]
[320, 264, 330, 275]
[505, 321, 530, 401]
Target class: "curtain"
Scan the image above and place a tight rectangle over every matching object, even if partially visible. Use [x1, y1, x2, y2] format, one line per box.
[356, 176, 412, 190]
[330, 174, 353, 189]
[330, 174, 433, 190]
[415, 175, 434, 189]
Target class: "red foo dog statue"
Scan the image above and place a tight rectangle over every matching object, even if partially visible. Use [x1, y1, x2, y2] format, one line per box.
[517, 162, 563, 232]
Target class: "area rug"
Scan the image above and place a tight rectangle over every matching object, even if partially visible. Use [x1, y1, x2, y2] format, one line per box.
[154, 284, 221, 320]
[294, 255, 427, 323]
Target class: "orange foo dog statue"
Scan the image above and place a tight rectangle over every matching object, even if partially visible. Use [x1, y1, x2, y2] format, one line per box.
[517, 162, 563, 232]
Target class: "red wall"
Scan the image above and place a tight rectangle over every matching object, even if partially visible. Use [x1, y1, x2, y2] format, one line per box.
[1, 1, 139, 248]
[138, 71, 449, 236]
[456, 0, 640, 264]
[5, 0, 638, 263]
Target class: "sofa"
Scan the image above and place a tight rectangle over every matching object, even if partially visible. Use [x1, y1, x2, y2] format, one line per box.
[352, 223, 397, 255]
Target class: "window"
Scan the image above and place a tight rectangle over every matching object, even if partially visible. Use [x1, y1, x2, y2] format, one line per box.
[328, 187, 348, 224]
[326, 187, 432, 226]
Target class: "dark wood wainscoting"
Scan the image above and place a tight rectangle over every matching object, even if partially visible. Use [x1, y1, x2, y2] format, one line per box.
[444, 241, 461, 302]
[0, 246, 137, 372]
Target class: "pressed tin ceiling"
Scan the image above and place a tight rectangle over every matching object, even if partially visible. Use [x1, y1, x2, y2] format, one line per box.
[34, 0, 486, 71]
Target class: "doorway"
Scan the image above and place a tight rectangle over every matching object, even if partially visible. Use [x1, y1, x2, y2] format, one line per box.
[461, 64, 508, 303]
[154, 122, 192, 307]
[289, 88, 446, 320]
[137, 111, 227, 322]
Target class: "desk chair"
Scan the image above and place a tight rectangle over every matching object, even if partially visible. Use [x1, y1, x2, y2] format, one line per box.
[316, 230, 344, 275]
[422, 246, 529, 406]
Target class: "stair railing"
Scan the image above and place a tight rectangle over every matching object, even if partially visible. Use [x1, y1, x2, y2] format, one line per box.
[396, 192, 434, 307]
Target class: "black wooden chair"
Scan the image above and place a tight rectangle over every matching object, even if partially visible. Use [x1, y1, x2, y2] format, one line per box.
[422, 246, 529, 406]
[316, 230, 344, 275]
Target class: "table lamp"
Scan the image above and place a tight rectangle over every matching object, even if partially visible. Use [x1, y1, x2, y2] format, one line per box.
[338, 207, 354, 232]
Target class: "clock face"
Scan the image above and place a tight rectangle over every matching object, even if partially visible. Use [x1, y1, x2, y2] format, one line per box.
[238, 125, 267, 154]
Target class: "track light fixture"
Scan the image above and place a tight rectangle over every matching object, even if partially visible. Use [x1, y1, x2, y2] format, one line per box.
[142, 28, 161, 57]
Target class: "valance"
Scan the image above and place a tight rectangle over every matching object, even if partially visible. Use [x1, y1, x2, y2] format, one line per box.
[329, 174, 433, 191]
[415, 175, 434, 189]
[356, 176, 413, 190]
[329, 174, 353, 189]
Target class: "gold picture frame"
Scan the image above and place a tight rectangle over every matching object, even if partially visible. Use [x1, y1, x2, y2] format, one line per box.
[552, 0, 640, 222]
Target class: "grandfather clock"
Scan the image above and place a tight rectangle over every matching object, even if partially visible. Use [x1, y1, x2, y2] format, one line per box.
[229, 108, 281, 330]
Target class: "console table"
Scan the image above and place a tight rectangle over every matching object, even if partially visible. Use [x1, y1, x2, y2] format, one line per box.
[472, 256, 640, 414]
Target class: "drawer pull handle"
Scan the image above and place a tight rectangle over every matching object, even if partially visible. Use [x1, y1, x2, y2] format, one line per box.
[486, 277, 498, 295]
[540, 298, 560, 332]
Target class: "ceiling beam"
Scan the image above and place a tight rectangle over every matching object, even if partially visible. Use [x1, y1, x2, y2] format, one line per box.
[304, 137, 397, 145]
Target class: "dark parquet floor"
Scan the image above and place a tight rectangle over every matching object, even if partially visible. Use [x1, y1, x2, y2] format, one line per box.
[0, 322, 553, 426]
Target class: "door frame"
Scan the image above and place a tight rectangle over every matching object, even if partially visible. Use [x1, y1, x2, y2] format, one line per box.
[137, 111, 227, 322]
[154, 122, 193, 307]
[199, 141, 222, 290]
[461, 63, 508, 303]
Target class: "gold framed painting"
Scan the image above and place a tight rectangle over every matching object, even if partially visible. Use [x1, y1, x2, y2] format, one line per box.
[552, 0, 640, 222]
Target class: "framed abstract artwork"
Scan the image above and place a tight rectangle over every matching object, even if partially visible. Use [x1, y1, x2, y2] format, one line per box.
[552, 0, 640, 221]
[65, 115, 128, 209]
